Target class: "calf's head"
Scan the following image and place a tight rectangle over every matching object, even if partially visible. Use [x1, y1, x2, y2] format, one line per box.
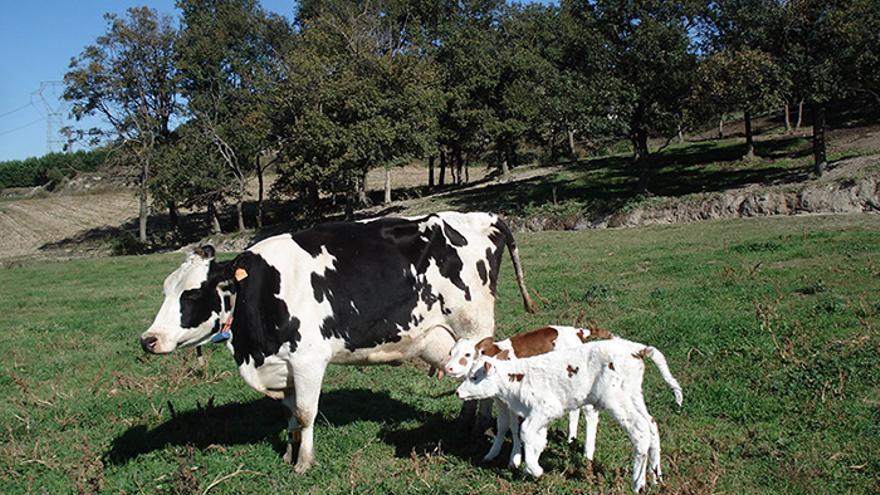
[140, 246, 234, 354]
[456, 359, 499, 401]
[444, 338, 478, 378]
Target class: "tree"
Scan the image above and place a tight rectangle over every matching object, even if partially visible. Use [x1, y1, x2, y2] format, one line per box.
[573, 0, 697, 193]
[177, 0, 290, 230]
[694, 49, 787, 159]
[151, 122, 233, 234]
[776, 0, 872, 176]
[274, 1, 440, 215]
[64, 7, 179, 242]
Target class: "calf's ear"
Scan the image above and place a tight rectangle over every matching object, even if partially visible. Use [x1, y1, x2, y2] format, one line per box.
[483, 361, 492, 371]
[193, 245, 216, 259]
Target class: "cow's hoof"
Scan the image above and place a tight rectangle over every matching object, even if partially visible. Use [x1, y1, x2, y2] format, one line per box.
[293, 460, 313, 475]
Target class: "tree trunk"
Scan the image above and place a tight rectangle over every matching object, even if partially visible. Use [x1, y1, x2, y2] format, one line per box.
[208, 201, 221, 234]
[235, 199, 245, 231]
[455, 146, 463, 184]
[427, 155, 435, 189]
[439, 150, 446, 186]
[718, 117, 724, 139]
[633, 128, 651, 194]
[743, 108, 755, 160]
[499, 144, 511, 183]
[357, 170, 369, 206]
[677, 124, 684, 144]
[384, 167, 392, 205]
[256, 166, 264, 229]
[784, 101, 792, 132]
[812, 102, 827, 176]
[306, 183, 319, 210]
[345, 179, 355, 221]
[464, 154, 469, 183]
[567, 126, 577, 159]
[796, 99, 804, 130]
[138, 160, 149, 243]
[167, 200, 178, 231]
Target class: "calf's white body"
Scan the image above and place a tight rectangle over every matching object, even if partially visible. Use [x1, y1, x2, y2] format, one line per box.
[457, 339, 682, 492]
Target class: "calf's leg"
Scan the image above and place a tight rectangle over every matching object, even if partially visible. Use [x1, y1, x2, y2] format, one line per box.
[508, 410, 523, 468]
[519, 415, 549, 478]
[583, 405, 600, 461]
[483, 399, 509, 462]
[604, 401, 651, 493]
[567, 408, 580, 443]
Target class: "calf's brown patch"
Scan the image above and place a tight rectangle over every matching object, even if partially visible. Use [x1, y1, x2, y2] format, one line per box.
[577, 325, 614, 344]
[509, 327, 559, 357]
[507, 373, 525, 382]
[608, 362, 615, 371]
[566, 365, 579, 377]
[475, 337, 503, 357]
[632, 348, 650, 360]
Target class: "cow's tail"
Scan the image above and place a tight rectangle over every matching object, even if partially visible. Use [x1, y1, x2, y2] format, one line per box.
[495, 218, 537, 313]
[640, 346, 683, 407]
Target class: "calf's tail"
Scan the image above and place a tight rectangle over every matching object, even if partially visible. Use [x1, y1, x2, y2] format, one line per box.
[495, 218, 537, 313]
[642, 346, 684, 407]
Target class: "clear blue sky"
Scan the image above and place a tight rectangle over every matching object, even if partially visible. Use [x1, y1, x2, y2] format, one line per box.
[0, 1, 296, 162]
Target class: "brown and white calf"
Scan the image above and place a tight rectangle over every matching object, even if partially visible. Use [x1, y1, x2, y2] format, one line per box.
[444, 325, 613, 466]
[456, 339, 683, 492]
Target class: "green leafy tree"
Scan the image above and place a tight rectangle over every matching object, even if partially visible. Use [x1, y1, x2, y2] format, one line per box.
[275, 2, 441, 214]
[177, 0, 290, 230]
[694, 49, 787, 159]
[64, 7, 179, 242]
[570, 0, 698, 193]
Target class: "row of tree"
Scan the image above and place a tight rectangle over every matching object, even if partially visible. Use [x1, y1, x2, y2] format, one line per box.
[62, 0, 880, 241]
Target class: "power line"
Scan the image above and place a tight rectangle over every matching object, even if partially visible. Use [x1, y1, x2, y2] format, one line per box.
[0, 102, 33, 119]
[32, 81, 68, 153]
[0, 117, 46, 137]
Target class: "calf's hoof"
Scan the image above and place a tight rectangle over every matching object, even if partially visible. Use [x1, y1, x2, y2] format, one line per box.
[282, 447, 294, 465]
[508, 453, 522, 469]
[524, 465, 544, 479]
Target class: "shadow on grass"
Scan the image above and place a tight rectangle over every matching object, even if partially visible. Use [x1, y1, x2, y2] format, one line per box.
[106, 389, 428, 465]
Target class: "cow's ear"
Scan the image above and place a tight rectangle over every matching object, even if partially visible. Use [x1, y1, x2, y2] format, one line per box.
[194, 245, 215, 260]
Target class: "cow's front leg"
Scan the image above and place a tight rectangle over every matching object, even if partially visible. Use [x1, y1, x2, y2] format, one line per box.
[291, 360, 327, 474]
[281, 391, 298, 464]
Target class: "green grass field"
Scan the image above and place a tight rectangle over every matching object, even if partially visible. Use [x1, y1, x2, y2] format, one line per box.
[2, 214, 879, 494]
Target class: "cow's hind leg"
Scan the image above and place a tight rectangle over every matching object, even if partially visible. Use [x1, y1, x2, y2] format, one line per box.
[281, 391, 298, 464]
[291, 360, 328, 474]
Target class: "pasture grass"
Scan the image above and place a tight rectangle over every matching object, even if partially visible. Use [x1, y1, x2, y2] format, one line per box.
[1, 214, 879, 494]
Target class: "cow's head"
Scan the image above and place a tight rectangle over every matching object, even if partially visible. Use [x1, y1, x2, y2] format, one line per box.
[140, 245, 235, 354]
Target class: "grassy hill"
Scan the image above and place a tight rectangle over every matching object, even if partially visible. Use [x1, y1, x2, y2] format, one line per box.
[2, 213, 878, 494]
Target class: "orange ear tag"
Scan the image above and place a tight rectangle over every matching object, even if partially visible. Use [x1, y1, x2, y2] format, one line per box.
[234, 268, 249, 281]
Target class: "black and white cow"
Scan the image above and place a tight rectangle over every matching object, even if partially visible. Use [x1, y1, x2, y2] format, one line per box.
[140, 211, 536, 473]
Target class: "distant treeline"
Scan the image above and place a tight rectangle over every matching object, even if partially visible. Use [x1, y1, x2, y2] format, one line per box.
[0, 150, 107, 189]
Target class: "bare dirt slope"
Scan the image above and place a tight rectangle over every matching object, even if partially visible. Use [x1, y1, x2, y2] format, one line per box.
[0, 191, 139, 261]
